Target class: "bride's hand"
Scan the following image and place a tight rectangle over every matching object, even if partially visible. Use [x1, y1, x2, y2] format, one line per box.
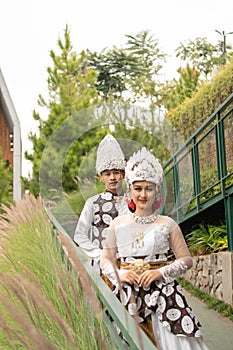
[120, 270, 140, 285]
[138, 270, 162, 288]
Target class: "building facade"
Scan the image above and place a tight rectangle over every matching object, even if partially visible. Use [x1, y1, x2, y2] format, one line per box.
[0, 68, 22, 201]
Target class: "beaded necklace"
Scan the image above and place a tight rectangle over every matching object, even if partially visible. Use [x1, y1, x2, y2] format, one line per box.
[132, 212, 158, 224]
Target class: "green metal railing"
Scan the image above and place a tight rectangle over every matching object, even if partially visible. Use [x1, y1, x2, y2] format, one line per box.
[163, 93, 233, 251]
[48, 210, 157, 350]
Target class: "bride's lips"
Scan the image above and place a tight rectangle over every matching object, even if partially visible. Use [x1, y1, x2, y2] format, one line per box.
[138, 199, 147, 203]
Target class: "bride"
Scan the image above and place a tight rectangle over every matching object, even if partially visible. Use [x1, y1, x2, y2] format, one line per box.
[100, 147, 210, 350]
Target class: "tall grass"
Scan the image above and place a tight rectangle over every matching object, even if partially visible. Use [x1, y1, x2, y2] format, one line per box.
[0, 195, 116, 349]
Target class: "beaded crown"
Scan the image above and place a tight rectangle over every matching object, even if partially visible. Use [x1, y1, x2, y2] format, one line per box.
[96, 134, 126, 175]
[125, 147, 163, 187]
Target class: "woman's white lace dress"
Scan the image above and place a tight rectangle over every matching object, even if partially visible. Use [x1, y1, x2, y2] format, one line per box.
[100, 214, 210, 350]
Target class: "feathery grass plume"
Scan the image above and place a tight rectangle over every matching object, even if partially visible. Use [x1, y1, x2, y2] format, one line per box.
[0, 195, 43, 227]
[0, 314, 32, 350]
[0, 293, 58, 350]
[54, 262, 79, 328]
[0, 272, 77, 346]
[54, 232, 113, 349]
[56, 229, 103, 321]
[0, 194, 117, 349]
[94, 328, 108, 350]
[0, 271, 36, 326]
[58, 263, 81, 310]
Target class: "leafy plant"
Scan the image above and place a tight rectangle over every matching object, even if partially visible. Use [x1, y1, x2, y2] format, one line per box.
[186, 222, 228, 255]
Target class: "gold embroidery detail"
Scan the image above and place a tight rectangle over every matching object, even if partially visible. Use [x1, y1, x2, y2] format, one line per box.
[118, 259, 167, 273]
[131, 232, 144, 248]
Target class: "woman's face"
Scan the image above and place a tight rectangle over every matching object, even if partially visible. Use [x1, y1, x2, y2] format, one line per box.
[131, 181, 157, 213]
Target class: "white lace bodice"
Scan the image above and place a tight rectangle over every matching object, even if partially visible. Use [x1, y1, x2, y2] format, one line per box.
[114, 218, 172, 259]
[100, 213, 193, 286]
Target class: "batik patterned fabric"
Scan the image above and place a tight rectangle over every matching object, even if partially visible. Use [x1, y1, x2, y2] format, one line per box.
[92, 191, 121, 249]
[117, 278, 202, 337]
[74, 190, 128, 264]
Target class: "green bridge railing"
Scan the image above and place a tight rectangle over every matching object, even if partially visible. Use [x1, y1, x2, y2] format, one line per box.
[163, 93, 233, 251]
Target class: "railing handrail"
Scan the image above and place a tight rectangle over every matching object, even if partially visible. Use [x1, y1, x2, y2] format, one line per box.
[162, 93, 233, 251]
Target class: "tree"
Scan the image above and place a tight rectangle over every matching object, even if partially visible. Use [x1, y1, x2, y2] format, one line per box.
[86, 48, 132, 99]
[24, 25, 100, 195]
[26, 28, 231, 197]
[161, 64, 201, 112]
[159, 36, 233, 118]
[25, 27, 166, 197]
[175, 37, 233, 79]
[87, 30, 166, 106]
[125, 30, 166, 104]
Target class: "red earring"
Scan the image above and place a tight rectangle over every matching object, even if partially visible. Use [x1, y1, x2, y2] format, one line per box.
[126, 195, 136, 212]
[152, 196, 162, 210]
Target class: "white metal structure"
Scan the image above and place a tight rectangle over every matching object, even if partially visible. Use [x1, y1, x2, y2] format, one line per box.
[0, 68, 22, 201]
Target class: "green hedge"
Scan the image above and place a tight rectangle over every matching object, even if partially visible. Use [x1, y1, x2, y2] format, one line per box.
[170, 59, 233, 140]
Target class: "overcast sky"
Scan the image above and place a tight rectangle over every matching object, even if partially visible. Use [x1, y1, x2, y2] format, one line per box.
[1, 0, 233, 176]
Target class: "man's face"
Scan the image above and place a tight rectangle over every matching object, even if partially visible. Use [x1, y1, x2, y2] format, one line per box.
[100, 169, 124, 194]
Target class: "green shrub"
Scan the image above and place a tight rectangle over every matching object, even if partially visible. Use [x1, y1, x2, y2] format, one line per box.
[186, 222, 228, 255]
[170, 59, 233, 140]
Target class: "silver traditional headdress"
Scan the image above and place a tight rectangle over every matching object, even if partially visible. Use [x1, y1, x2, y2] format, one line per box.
[125, 147, 163, 187]
[96, 134, 126, 175]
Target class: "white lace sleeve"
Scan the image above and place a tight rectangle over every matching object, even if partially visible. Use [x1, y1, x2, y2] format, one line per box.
[100, 221, 126, 292]
[158, 218, 193, 283]
[101, 263, 118, 290]
[158, 258, 190, 283]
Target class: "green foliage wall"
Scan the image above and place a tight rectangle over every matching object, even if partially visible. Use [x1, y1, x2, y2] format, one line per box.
[170, 59, 233, 140]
